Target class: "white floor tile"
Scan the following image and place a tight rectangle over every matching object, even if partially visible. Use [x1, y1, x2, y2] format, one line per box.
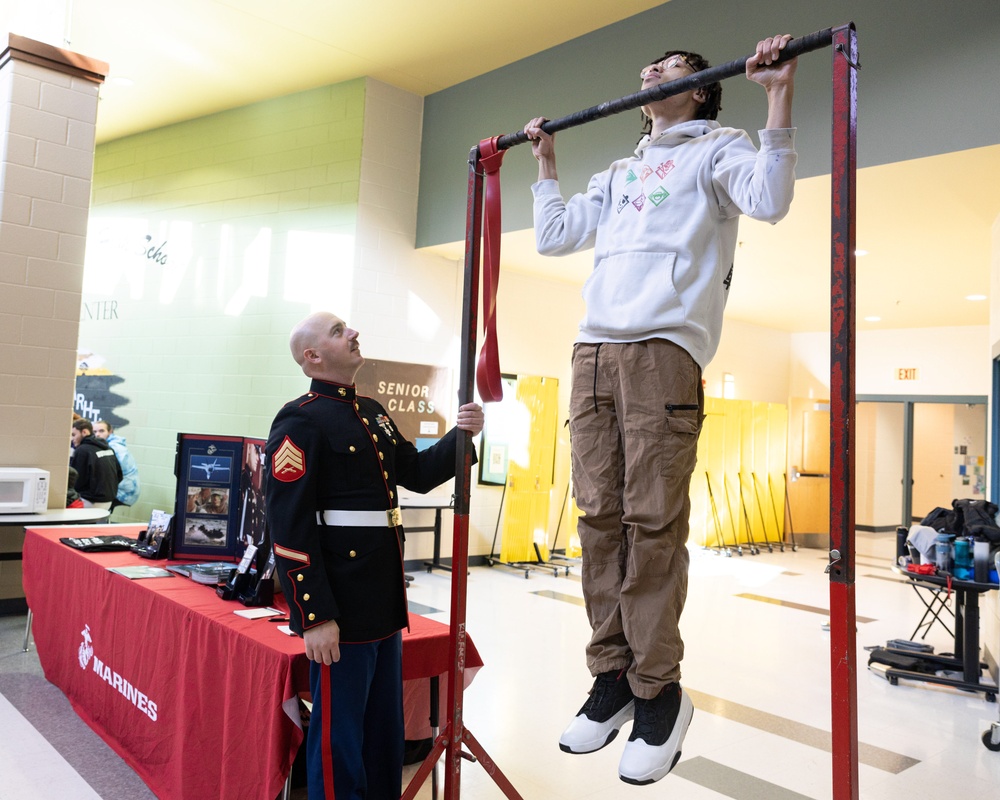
[0, 693, 102, 800]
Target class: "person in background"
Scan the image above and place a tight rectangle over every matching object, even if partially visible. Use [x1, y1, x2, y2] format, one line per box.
[265, 311, 484, 800]
[524, 34, 798, 785]
[66, 466, 84, 508]
[70, 419, 122, 509]
[94, 420, 141, 509]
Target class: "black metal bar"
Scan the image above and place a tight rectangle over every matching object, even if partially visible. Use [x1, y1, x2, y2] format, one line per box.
[494, 28, 835, 151]
[455, 146, 483, 502]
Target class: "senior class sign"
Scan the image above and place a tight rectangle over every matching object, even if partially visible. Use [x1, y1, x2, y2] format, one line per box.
[355, 360, 451, 450]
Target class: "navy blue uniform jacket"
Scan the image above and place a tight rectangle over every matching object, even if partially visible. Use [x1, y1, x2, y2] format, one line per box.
[265, 378, 468, 642]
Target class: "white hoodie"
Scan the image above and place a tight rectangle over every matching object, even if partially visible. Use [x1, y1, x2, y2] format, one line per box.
[532, 120, 796, 369]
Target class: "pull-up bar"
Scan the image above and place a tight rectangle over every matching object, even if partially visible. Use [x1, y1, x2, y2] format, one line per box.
[406, 23, 858, 800]
[493, 27, 838, 150]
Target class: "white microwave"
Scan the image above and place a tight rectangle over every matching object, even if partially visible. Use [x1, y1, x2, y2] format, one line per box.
[0, 467, 50, 514]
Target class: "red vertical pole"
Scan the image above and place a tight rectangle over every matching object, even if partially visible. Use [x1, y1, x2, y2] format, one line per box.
[828, 23, 859, 800]
[443, 145, 486, 799]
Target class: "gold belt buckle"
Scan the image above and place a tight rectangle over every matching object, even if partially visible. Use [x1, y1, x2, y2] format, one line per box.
[386, 507, 402, 527]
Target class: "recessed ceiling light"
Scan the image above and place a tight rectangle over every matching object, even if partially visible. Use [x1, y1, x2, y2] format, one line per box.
[864, 316, 881, 322]
[966, 294, 987, 301]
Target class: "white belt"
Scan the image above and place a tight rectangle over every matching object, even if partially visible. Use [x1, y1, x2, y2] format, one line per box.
[316, 508, 402, 527]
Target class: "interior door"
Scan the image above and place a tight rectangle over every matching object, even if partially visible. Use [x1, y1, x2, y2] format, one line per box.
[911, 401, 986, 521]
[786, 397, 830, 539]
[856, 398, 986, 526]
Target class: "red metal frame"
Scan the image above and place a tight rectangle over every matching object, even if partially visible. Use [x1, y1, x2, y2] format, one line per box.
[402, 149, 524, 800]
[829, 23, 859, 800]
[405, 24, 860, 799]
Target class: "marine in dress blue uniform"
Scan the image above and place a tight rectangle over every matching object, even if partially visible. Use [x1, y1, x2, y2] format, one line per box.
[264, 312, 483, 800]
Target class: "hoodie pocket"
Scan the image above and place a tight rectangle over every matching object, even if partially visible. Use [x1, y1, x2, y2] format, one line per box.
[580, 251, 684, 335]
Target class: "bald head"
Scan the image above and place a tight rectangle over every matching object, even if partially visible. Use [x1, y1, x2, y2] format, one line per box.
[288, 312, 364, 383]
[289, 312, 334, 367]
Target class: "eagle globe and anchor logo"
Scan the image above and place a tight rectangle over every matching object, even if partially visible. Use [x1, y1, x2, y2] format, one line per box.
[78, 624, 94, 669]
[75, 623, 159, 721]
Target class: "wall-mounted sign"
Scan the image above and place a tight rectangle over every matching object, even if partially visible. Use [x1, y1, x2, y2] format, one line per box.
[355, 360, 451, 450]
[895, 368, 919, 381]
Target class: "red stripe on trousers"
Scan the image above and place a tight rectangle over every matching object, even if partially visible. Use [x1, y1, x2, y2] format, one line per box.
[321, 666, 336, 797]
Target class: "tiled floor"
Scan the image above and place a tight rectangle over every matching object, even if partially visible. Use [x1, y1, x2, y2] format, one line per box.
[397, 533, 999, 799]
[4, 532, 1000, 799]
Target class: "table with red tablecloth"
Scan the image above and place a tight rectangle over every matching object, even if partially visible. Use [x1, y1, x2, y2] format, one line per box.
[22, 524, 481, 800]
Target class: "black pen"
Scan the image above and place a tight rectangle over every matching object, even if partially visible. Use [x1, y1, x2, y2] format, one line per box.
[268, 617, 290, 623]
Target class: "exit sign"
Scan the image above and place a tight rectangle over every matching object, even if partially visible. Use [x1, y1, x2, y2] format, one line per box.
[895, 368, 919, 381]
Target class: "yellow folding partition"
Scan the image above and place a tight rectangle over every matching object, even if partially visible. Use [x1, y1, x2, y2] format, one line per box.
[721, 400, 747, 545]
[693, 397, 727, 547]
[499, 376, 559, 564]
[765, 403, 788, 543]
[748, 402, 772, 544]
[691, 398, 788, 550]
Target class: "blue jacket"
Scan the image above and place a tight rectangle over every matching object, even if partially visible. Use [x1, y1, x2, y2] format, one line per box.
[106, 433, 141, 505]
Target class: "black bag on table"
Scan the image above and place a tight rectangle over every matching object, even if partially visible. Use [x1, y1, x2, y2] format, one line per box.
[59, 534, 137, 552]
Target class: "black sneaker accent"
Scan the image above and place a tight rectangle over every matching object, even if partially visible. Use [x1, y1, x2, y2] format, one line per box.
[629, 683, 681, 746]
[558, 668, 635, 754]
[580, 668, 633, 723]
[619, 684, 693, 784]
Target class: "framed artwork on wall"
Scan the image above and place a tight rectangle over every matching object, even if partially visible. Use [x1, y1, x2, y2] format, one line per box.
[477, 374, 519, 486]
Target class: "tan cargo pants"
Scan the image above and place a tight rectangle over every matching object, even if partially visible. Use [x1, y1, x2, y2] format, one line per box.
[569, 339, 703, 700]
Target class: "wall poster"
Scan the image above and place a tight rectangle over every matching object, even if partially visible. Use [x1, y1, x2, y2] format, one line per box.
[355, 360, 451, 451]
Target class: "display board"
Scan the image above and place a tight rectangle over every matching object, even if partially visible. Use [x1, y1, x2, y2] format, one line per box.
[172, 433, 265, 560]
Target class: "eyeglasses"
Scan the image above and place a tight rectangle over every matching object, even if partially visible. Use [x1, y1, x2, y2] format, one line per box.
[639, 55, 695, 80]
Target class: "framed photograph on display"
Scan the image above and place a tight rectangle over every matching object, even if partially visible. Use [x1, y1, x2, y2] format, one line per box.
[237, 438, 267, 551]
[172, 434, 245, 560]
[477, 374, 519, 486]
[476, 373, 560, 488]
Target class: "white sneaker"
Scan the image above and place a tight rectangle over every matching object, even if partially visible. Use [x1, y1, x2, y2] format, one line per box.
[559, 670, 635, 754]
[619, 684, 693, 785]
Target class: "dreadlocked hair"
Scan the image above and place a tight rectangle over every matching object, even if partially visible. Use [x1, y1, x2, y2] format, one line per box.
[638, 49, 722, 139]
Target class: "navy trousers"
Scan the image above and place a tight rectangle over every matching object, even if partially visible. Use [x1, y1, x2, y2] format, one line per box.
[306, 631, 404, 800]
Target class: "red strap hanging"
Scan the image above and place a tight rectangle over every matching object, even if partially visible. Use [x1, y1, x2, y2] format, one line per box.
[475, 136, 506, 403]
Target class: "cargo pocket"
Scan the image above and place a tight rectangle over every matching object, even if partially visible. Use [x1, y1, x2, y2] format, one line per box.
[659, 404, 701, 478]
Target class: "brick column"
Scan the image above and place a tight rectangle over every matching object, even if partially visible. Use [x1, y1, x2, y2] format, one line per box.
[0, 34, 107, 494]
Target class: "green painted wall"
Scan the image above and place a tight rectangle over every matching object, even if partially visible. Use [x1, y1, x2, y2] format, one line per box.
[77, 79, 367, 523]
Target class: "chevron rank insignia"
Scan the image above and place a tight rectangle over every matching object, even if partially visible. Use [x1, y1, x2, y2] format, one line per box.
[272, 436, 306, 482]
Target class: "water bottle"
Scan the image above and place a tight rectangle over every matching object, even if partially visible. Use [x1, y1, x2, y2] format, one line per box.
[934, 533, 952, 572]
[953, 537, 972, 580]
